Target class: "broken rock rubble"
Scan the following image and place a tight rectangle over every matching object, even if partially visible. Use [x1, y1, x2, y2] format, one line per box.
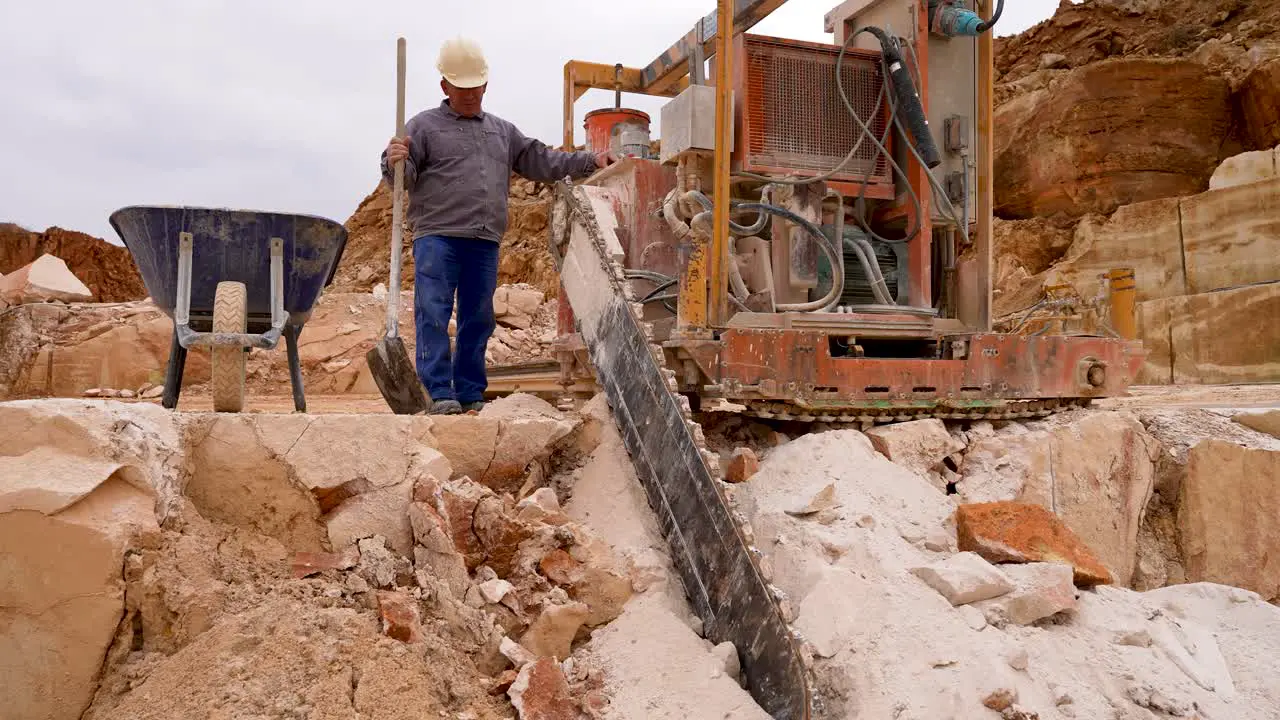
[738, 427, 1280, 719]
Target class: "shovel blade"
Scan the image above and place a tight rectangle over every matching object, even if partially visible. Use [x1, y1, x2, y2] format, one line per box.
[366, 336, 429, 414]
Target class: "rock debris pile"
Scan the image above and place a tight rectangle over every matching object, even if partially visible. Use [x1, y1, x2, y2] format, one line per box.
[3, 390, 1279, 719]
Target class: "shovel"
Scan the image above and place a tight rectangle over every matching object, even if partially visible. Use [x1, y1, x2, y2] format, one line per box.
[367, 36, 430, 415]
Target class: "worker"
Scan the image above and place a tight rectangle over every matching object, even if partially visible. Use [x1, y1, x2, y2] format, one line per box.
[381, 36, 610, 415]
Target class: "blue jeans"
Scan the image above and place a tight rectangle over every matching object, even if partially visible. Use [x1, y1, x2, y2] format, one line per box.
[411, 235, 499, 404]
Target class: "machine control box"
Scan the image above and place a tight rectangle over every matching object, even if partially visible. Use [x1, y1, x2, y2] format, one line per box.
[659, 84, 732, 164]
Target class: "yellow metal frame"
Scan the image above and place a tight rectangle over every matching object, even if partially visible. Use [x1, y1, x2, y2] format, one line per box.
[709, 0, 733, 326]
[561, 61, 688, 150]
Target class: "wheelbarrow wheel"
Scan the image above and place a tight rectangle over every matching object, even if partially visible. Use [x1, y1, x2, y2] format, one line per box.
[211, 281, 248, 412]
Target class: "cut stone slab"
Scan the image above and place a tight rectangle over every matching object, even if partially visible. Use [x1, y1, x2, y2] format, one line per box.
[971, 562, 1077, 626]
[1179, 177, 1280, 295]
[956, 501, 1114, 586]
[1137, 282, 1280, 385]
[910, 552, 1016, 606]
[0, 253, 94, 304]
[1178, 439, 1280, 601]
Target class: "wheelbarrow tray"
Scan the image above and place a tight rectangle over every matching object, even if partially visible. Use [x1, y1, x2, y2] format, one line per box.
[110, 205, 348, 325]
[109, 205, 349, 411]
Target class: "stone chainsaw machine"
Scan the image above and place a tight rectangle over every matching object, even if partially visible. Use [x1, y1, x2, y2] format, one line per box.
[496, 0, 1145, 717]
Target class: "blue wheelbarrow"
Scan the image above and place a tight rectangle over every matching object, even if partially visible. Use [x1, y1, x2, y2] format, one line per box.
[109, 205, 349, 413]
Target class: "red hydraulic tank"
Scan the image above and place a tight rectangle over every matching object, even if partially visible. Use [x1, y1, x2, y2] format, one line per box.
[583, 108, 651, 157]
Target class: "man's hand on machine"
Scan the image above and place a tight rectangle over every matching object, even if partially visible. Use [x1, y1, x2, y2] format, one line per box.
[385, 136, 410, 165]
[593, 149, 613, 169]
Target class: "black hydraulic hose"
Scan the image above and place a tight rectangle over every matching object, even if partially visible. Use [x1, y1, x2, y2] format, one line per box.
[860, 26, 941, 169]
[977, 0, 1004, 33]
[837, 31, 920, 246]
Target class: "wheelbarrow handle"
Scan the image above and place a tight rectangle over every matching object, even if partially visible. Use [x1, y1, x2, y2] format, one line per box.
[387, 36, 407, 338]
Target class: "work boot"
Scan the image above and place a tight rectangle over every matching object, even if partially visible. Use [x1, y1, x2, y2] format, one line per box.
[429, 399, 462, 415]
[461, 400, 485, 414]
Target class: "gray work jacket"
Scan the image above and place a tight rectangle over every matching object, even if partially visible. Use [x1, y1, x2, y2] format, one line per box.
[380, 100, 599, 243]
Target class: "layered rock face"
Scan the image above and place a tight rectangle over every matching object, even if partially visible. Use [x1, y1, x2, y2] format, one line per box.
[994, 59, 1233, 219]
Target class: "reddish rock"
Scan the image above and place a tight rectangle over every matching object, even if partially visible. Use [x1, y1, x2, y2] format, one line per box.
[312, 477, 375, 513]
[725, 447, 760, 484]
[508, 657, 579, 720]
[956, 502, 1113, 586]
[291, 548, 359, 578]
[1237, 58, 1280, 150]
[540, 549, 585, 586]
[376, 590, 423, 643]
[474, 497, 536, 577]
[426, 478, 490, 569]
[490, 669, 520, 696]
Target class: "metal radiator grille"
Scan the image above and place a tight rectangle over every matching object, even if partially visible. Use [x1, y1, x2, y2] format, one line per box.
[741, 36, 891, 184]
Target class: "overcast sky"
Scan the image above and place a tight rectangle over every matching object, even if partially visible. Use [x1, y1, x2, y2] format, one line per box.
[0, 0, 1058, 244]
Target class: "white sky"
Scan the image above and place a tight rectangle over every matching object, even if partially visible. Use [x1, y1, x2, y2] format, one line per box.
[0, 0, 1059, 243]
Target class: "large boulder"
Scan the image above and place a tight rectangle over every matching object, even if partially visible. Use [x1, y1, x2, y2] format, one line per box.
[995, 58, 1232, 219]
[0, 253, 94, 304]
[957, 411, 1159, 587]
[0, 401, 179, 720]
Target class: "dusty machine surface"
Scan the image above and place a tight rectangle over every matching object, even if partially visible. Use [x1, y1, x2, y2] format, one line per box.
[494, 0, 1146, 717]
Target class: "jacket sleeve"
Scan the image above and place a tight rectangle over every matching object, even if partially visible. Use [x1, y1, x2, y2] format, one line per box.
[510, 124, 598, 181]
[381, 115, 428, 187]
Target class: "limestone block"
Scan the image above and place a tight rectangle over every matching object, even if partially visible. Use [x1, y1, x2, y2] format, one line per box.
[1233, 409, 1280, 439]
[957, 412, 1158, 586]
[1178, 439, 1280, 601]
[1135, 298, 1174, 385]
[910, 552, 1015, 606]
[0, 253, 93, 304]
[866, 419, 966, 481]
[1169, 282, 1280, 384]
[971, 562, 1077, 626]
[1208, 147, 1278, 190]
[1179, 177, 1280, 294]
[0, 443, 159, 720]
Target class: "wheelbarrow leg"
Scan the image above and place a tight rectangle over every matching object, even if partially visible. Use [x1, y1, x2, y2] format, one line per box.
[162, 327, 188, 409]
[285, 324, 306, 413]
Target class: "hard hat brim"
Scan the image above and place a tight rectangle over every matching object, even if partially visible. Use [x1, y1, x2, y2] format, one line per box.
[443, 72, 487, 89]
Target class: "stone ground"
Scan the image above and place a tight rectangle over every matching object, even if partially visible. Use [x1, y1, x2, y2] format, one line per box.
[4, 382, 1279, 719]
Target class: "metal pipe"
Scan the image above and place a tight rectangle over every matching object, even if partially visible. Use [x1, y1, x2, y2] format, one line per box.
[709, 0, 733, 326]
[824, 188, 844, 311]
[1107, 267, 1137, 339]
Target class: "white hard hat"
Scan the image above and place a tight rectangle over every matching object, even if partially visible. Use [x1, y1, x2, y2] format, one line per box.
[436, 36, 488, 88]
